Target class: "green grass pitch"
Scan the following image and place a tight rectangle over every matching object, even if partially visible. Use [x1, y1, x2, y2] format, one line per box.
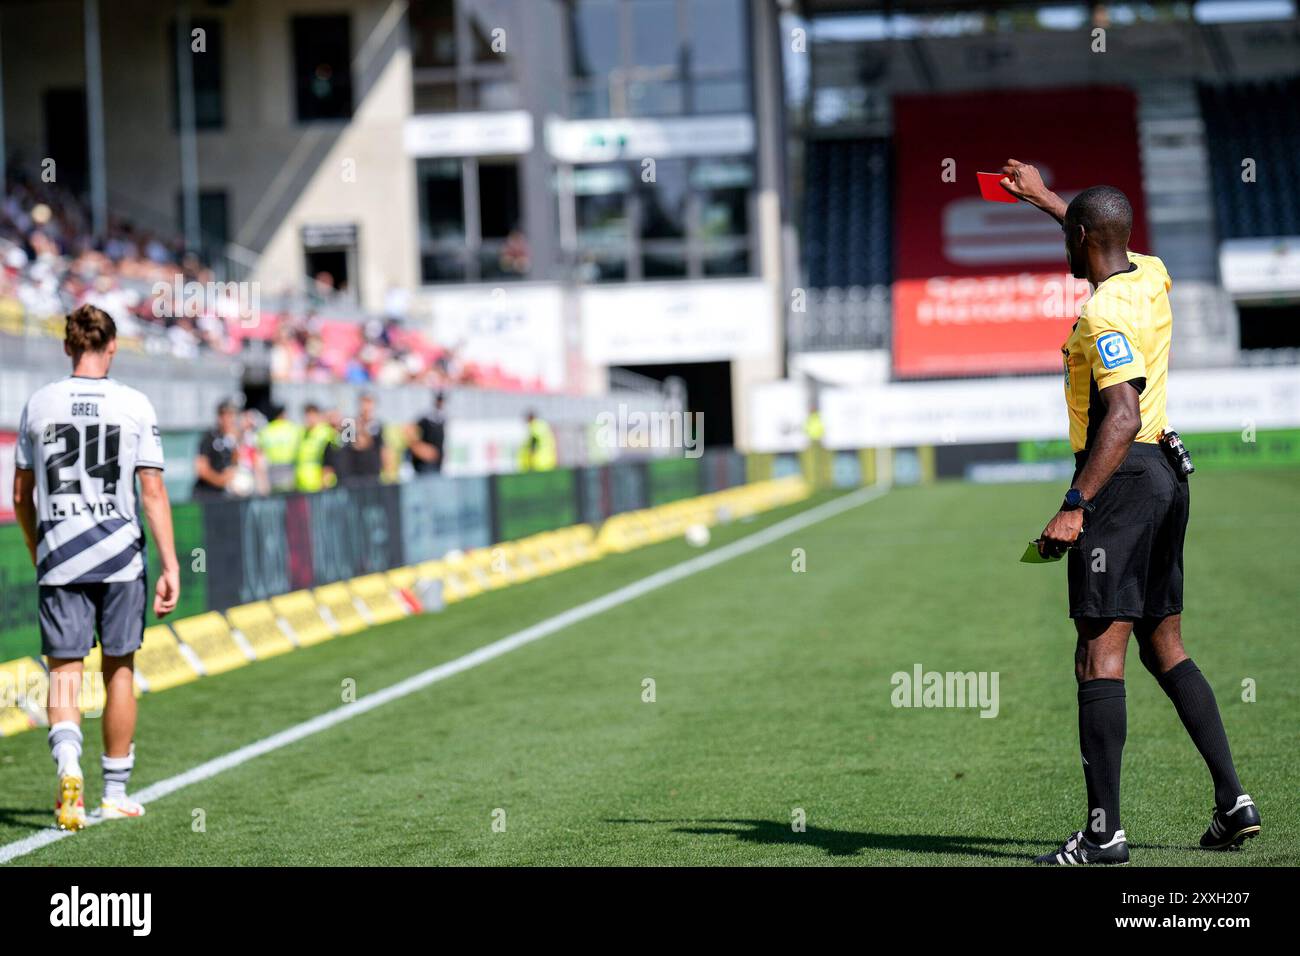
[1, 470, 1296, 866]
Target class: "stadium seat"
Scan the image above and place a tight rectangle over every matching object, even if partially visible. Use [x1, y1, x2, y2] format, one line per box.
[1198, 78, 1300, 240]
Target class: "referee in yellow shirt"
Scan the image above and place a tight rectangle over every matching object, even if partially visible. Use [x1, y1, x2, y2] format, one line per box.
[1000, 160, 1259, 865]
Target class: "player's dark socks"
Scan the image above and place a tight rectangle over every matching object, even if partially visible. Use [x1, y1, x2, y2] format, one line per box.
[1078, 678, 1126, 842]
[1157, 659, 1244, 811]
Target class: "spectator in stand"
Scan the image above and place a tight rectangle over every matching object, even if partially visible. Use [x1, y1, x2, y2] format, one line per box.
[258, 404, 302, 493]
[500, 229, 530, 276]
[407, 391, 447, 475]
[309, 271, 337, 307]
[295, 403, 337, 493]
[344, 353, 371, 384]
[269, 326, 306, 382]
[192, 400, 241, 500]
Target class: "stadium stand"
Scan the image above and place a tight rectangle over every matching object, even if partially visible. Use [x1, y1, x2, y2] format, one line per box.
[801, 138, 892, 290]
[1198, 76, 1300, 241]
[0, 169, 554, 393]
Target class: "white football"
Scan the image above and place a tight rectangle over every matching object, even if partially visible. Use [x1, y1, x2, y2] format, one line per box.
[685, 524, 711, 548]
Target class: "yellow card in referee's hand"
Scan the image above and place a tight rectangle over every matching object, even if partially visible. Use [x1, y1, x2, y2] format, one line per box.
[1020, 541, 1064, 564]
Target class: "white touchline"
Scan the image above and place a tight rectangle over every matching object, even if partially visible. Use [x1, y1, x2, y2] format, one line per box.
[0, 482, 888, 865]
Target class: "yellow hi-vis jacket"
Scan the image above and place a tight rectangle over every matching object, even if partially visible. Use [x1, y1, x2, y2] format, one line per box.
[519, 419, 557, 472]
[259, 418, 303, 492]
[804, 410, 825, 443]
[296, 422, 337, 492]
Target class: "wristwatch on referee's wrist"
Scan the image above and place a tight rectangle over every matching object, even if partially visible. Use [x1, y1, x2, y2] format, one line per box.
[1062, 488, 1095, 514]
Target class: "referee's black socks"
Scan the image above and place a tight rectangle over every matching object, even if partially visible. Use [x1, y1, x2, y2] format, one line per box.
[1078, 678, 1126, 842]
[1157, 659, 1244, 812]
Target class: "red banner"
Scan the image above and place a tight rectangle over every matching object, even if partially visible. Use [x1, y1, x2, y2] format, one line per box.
[892, 87, 1148, 377]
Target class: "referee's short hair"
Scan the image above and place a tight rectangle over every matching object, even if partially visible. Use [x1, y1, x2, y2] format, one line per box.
[1065, 185, 1133, 242]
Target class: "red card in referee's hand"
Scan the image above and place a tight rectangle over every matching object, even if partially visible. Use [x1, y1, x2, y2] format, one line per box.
[977, 171, 1018, 203]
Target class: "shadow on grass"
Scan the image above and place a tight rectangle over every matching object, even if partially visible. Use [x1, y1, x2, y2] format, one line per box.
[0, 806, 53, 833]
[607, 817, 1036, 860]
[609, 817, 1195, 860]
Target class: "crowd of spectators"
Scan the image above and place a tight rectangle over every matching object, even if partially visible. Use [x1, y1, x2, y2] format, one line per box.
[0, 171, 227, 359]
[0, 171, 544, 392]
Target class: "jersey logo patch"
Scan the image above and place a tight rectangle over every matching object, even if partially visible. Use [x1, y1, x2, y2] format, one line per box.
[1096, 331, 1134, 369]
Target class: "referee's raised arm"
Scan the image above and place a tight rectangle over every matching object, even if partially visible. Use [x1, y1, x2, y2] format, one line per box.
[998, 159, 1067, 222]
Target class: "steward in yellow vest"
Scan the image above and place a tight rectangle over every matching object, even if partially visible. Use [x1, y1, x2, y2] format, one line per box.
[518, 412, 557, 472]
[258, 406, 303, 493]
[296, 404, 338, 492]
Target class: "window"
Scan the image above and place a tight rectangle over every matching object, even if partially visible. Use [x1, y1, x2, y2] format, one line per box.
[639, 158, 688, 284]
[575, 166, 630, 243]
[409, 0, 517, 113]
[630, 0, 679, 69]
[571, 0, 620, 77]
[693, 158, 751, 238]
[410, 0, 457, 68]
[292, 16, 353, 121]
[638, 159, 688, 241]
[687, 0, 748, 112]
[419, 159, 465, 241]
[478, 160, 526, 281]
[574, 165, 631, 283]
[564, 156, 754, 281]
[469, 0, 511, 64]
[175, 190, 229, 265]
[478, 162, 520, 239]
[417, 158, 525, 283]
[170, 19, 224, 129]
[417, 159, 466, 282]
[569, 0, 749, 118]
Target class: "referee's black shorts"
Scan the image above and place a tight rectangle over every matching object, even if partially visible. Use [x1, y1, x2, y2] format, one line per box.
[1068, 441, 1189, 620]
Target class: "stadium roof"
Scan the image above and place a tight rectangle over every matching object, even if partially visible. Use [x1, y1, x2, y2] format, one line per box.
[798, 0, 1072, 12]
[797, 0, 1299, 17]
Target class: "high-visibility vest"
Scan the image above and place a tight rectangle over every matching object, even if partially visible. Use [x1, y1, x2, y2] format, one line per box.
[259, 418, 303, 492]
[519, 419, 557, 472]
[296, 422, 337, 492]
[804, 410, 824, 443]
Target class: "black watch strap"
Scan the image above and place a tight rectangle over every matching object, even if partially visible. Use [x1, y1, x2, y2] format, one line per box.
[1063, 488, 1095, 514]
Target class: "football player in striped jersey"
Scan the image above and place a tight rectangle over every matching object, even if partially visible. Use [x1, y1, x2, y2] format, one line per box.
[12, 305, 181, 830]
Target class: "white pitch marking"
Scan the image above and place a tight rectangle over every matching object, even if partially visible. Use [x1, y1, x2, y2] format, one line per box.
[0, 483, 888, 865]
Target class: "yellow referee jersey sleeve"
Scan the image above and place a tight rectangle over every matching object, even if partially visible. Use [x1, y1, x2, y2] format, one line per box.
[1062, 252, 1173, 452]
[1078, 297, 1147, 390]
